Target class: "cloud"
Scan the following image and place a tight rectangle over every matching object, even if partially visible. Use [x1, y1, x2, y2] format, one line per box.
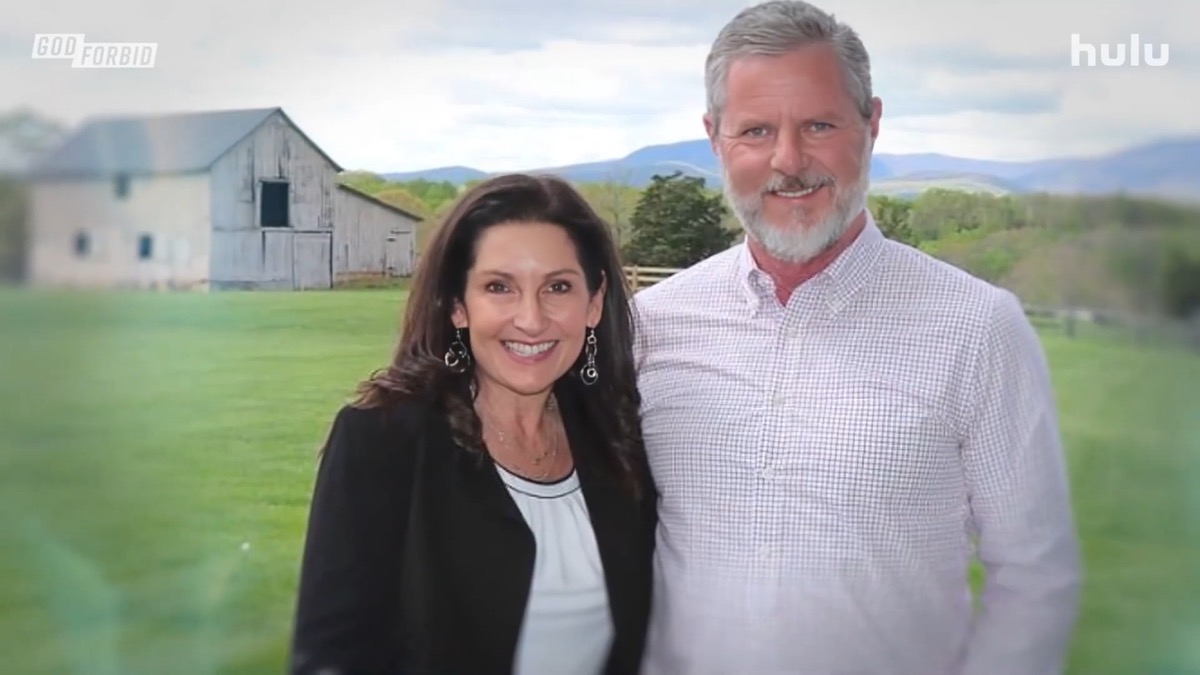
[438, 39, 706, 110]
[0, 0, 1195, 173]
[0, 0, 446, 120]
[873, 61, 1066, 117]
[399, 0, 741, 49]
[876, 60, 1199, 161]
[841, 0, 1193, 55]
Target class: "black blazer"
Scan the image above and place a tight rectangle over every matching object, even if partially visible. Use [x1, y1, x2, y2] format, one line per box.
[288, 384, 657, 674]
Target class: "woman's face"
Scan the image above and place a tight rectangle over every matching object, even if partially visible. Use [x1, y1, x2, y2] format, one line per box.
[451, 220, 604, 400]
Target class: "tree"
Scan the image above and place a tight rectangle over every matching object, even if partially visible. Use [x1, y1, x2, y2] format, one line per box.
[575, 176, 641, 248]
[622, 171, 735, 268]
[393, 179, 459, 212]
[416, 200, 457, 257]
[1161, 248, 1200, 320]
[374, 188, 430, 219]
[338, 170, 390, 194]
[867, 194, 918, 246]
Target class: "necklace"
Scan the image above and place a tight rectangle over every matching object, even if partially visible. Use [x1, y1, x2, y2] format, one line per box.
[478, 395, 561, 481]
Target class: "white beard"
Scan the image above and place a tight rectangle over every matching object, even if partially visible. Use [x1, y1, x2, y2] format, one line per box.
[722, 137, 873, 263]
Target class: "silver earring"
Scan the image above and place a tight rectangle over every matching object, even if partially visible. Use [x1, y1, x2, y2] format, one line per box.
[580, 327, 598, 386]
[444, 327, 471, 372]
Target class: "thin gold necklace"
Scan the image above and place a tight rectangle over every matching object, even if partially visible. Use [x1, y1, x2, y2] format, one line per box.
[479, 395, 561, 481]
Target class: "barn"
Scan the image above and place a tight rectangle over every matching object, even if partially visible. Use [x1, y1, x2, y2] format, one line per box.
[24, 107, 421, 290]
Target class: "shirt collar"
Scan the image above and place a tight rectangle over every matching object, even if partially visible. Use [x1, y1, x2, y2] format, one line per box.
[734, 210, 886, 314]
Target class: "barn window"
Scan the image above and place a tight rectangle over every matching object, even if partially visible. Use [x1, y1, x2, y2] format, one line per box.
[138, 234, 153, 260]
[261, 180, 289, 227]
[74, 231, 90, 257]
[114, 174, 130, 199]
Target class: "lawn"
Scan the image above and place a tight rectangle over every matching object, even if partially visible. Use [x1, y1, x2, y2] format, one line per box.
[0, 288, 1196, 674]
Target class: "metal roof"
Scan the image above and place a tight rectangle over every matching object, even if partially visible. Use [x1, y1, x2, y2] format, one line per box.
[28, 107, 343, 177]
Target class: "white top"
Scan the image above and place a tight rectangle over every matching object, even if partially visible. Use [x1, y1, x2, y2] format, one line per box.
[495, 463, 614, 675]
[632, 213, 1081, 675]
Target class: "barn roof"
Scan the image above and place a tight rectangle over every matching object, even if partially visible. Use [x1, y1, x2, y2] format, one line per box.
[28, 107, 343, 177]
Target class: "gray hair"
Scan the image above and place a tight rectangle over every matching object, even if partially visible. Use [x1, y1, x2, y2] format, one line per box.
[705, 0, 874, 132]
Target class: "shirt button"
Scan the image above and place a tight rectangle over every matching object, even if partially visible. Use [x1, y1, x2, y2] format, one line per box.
[772, 395, 786, 406]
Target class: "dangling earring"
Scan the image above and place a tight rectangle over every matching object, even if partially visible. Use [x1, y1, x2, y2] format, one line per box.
[579, 327, 598, 385]
[444, 327, 471, 373]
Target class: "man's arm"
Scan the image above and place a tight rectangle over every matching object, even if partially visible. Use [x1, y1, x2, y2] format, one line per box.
[958, 289, 1083, 675]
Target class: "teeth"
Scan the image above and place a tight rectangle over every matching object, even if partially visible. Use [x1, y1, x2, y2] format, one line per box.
[504, 341, 555, 356]
[773, 185, 819, 197]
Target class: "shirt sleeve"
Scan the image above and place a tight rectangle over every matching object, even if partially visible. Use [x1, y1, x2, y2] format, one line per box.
[958, 289, 1083, 675]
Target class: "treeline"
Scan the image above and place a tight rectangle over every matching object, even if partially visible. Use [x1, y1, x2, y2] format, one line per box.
[2, 168, 1193, 321]
[870, 189, 1200, 320]
[341, 171, 1200, 321]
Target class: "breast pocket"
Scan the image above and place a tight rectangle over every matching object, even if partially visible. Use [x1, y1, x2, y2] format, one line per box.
[791, 377, 961, 516]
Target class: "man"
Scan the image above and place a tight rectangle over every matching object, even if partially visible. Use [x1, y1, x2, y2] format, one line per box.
[631, 1, 1082, 673]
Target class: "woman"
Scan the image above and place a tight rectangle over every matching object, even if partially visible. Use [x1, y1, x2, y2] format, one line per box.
[288, 173, 656, 674]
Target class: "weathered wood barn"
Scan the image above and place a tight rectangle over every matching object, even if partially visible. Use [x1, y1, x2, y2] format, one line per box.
[25, 107, 420, 290]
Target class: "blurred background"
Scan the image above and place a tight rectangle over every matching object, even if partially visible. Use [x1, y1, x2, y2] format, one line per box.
[0, 0, 1197, 673]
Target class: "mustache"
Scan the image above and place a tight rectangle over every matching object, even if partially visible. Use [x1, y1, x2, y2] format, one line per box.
[762, 172, 834, 193]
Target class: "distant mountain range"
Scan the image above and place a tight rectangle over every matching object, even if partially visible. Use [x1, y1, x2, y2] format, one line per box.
[383, 136, 1200, 202]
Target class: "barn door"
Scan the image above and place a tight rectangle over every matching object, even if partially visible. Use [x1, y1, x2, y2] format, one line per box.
[263, 230, 293, 286]
[384, 234, 405, 277]
[292, 232, 332, 290]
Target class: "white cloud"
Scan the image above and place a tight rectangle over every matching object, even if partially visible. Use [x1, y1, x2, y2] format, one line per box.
[0, 0, 446, 121]
[265, 39, 711, 172]
[875, 38, 1198, 161]
[0, 0, 1195, 173]
[839, 0, 1193, 58]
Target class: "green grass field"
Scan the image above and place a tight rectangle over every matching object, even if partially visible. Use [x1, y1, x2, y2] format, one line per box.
[0, 288, 1197, 674]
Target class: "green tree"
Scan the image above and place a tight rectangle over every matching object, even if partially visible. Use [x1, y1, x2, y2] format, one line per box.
[622, 171, 734, 268]
[397, 179, 460, 212]
[575, 178, 641, 249]
[373, 188, 430, 219]
[868, 194, 918, 246]
[338, 171, 389, 194]
[1161, 248, 1200, 319]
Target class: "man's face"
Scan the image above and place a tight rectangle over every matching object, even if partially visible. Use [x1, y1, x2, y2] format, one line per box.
[706, 43, 881, 263]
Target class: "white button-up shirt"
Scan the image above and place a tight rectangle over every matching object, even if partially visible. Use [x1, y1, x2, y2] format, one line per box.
[632, 214, 1081, 675]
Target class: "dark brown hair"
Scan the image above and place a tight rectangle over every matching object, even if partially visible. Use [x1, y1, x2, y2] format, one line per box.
[353, 173, 646, 496]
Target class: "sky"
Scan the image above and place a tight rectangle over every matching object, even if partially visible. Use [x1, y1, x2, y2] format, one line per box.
[1, 0, 1196, 174]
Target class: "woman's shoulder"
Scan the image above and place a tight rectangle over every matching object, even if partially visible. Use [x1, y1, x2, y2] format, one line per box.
[320, 394, 437, 466]
[329, 395, 431, 435]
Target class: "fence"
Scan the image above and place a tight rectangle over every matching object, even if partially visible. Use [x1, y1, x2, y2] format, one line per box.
[623, 265, 680, 291]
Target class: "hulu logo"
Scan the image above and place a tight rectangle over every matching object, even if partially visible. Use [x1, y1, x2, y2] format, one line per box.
[1071, 33, 1169, 67]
